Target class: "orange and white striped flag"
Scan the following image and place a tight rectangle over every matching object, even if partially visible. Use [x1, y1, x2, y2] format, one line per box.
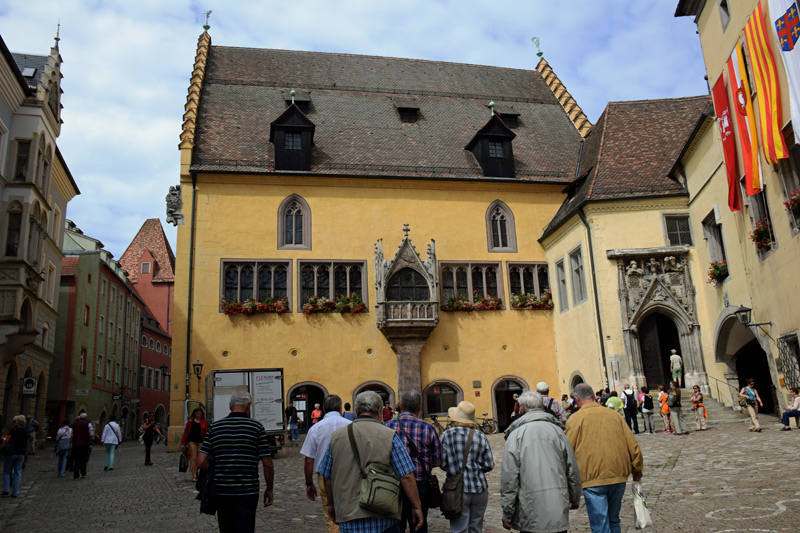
[728, 42, 763, 194]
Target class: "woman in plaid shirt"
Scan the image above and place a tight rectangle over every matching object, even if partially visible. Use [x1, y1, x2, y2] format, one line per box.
[440, 401, 494, 533]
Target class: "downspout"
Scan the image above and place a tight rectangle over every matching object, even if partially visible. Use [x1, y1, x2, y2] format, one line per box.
[577, 206, 609, 388]
[185, 172, 198, 400]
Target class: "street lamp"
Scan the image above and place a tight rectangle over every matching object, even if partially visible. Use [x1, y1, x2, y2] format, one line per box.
[734, 306, 772, 328]
[192, 360, 204, 392]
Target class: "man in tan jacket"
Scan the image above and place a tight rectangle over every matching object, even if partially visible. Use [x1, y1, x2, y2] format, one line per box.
[566, 383, 643, 533]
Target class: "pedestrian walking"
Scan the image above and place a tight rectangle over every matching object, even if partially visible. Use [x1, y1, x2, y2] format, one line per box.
[639, 387, 655, 434]
[501, 391, 581, 533]
[284, 401, 300, 446]
[342, 402, 356, 422]
[197, 389, 274, 533]
[141, 412, 162, 465]
[739, 378, 763, 432]
[667, 381, 689, 435]
[658, 385, 674, 434]
[669, 349, 684, 387]
[100, 414, 122, 471]
[511, 393, 520, 420]
[566, 384, 644, 533]
[182, 408, 209, 482]
[622, 385, 640, 434]
[605, 391, 624, 415]
[71, 412, 92, 479]
[537, 381, 565, 424]
[319, 391, 423, 532]
[385, 389, 442, 533]
[440, 400, 495, 533]
[780, 387, 800, 430]
[1, 415, 29, 497]
[690, 385, 707, 431]
[55, 419, 72, 477]
[25, 415, 38, 455]
[300, 394, 351, 533]
[382, 402, 395, 422]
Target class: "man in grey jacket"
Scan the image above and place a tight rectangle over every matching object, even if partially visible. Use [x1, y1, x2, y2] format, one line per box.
[500, 391, 581, 533]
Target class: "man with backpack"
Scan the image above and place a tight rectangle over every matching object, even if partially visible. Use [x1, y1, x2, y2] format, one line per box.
[640, 387, 656, 434]
[536, 382, 565, 425]
[622, 385, 640, 434]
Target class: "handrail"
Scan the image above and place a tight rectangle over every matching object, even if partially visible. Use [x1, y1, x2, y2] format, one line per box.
[706, 374, 740, 410]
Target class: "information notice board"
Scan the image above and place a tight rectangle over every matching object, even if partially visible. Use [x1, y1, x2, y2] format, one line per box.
[252, 370, 283, 432]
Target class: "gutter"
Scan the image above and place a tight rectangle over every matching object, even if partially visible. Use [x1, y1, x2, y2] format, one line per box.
[185, 171, 198, 399]
[577, 207, 609, 388]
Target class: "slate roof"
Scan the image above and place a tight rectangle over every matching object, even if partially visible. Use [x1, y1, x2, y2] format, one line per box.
[61, 257, 79, 277]
[119, 219, 176, 284]
[11, 52, 47, 91]
[191, 46, 584, 183]
[541, 96, 712, 239]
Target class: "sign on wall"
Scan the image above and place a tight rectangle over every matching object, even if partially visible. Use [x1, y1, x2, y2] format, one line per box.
[21, 377, 36, 395]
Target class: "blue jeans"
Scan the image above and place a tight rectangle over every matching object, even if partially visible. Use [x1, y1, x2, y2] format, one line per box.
[3, 454, 24, 496]
[216, 494, 259, 533]
[104, 444, 117, 468]
[448, 490, 488, 533]
[57, 449, 70, 476]
[290, 427, 299, 441]
[782, 410, 800, 426]
[583, 482, 626, 533]
[388, 479, 429, 533]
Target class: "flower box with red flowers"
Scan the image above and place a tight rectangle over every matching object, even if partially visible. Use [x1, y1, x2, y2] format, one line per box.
[510, 289, 554, 310]
[749, 218, 774, 249]
[302, 295, 338, 316]
[706, 260, 728, 287]
[473, 294, 503, 311]
[440, 295, 474, 312]
[784, 189, 800, 217]
[336, 293, 367, 314]
[220, 296, 290, 315]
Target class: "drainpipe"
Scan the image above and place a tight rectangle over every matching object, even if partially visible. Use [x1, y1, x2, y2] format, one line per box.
[185, 172, 198, 400]
[577, 207, 609, 388]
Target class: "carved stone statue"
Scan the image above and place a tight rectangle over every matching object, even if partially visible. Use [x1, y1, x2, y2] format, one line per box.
[626, 260, 644, 277]
[646, 258, 660, 276]
[663, 256, 684, 272]
[166, 185, 184, 226]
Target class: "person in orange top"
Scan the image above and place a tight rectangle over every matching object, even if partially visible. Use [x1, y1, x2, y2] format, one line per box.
[182, 408, 209, 482]
[310, 404, 323, 425]
[658, 385, 674, 434]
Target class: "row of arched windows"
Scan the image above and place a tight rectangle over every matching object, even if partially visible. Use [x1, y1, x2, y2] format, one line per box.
[140, 334, 170, 356]
[275, 195, 518, 253]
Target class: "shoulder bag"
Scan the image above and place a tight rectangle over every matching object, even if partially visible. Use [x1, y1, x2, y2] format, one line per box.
[179, 446, 189, 473]
[397, 421, 442, 509]
[441, 427, 475, 520]
[348, 423, 401, 516]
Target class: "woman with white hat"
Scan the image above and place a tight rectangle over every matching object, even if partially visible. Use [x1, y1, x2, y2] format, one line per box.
[440, 401, 495, 532]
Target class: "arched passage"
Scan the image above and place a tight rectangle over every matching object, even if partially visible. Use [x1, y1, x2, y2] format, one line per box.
[422, 380, 462, 418]
[287, 382, 327, 432]
[492, 377, 527, 431]
[735, 340, 776, 415]
[569, 372, 585, 392]
[638, 312, 681, 387]
[353, 381, 395, 409]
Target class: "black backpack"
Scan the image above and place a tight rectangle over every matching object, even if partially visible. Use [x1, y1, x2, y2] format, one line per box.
[624, 391, 637, 412]
[642, 394, 654, 410]
[544, 398, 558, 418]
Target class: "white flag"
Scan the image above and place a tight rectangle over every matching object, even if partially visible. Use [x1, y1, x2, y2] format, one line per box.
[770, 0, 800, 144]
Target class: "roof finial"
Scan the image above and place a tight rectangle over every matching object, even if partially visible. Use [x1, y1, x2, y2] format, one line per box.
[403, 223, 410, 238]
[488, 101, 495, 116]
[290, 89, 296, 104]
[203, 10, 212, 31]
[532, 36, 543, 58]
[54, 20, 61, 50]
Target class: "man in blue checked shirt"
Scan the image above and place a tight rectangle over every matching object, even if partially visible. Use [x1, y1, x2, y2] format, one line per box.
[320, 391, 424, 532]
[385, 389, 441, 533]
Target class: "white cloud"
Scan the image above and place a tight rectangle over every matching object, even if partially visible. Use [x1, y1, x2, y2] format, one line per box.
[1, 0, 708, 256]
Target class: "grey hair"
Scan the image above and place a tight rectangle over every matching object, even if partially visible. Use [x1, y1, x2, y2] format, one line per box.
[518, 391, 543, 411]
[229, 389, 252, 407]
[574, 383, 595, 401]
[13, 414, 26, 426]
[323, 394, 342, 414]
[400, 390, 422, 413]
[354, 391, 383, 416]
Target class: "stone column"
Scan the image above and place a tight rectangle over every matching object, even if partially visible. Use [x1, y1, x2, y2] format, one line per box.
[392, 338, 427, 394]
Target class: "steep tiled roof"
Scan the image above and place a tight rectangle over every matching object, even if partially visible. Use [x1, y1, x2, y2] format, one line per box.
[541, 96, 712, 239]
[11, 52, 47, 91]
[61, 257, 79, 276]
[119, 219, 176, 283]
[190, 46, 585, 183]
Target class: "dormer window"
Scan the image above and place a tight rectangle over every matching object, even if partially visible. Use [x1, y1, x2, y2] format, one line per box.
[398, 108, 419, 123]
[465, 114, 516, 178]
[270, 104, 316, 172]
[498, 113, 519, 129]
[283, 90, 311, 115]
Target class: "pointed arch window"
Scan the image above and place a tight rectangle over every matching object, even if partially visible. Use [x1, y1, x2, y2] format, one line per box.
[278, 194, 311, 250]
[386, 268, 429, 301]
[485, 200, 517, 253]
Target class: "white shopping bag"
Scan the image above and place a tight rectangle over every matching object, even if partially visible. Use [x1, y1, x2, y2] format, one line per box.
[633, 481, 652, 529]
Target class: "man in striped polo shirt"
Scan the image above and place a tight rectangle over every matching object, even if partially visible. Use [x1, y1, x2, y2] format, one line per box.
[198, 389, 274, 533]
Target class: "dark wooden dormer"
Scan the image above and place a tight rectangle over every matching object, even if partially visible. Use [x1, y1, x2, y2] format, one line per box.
[465, 114, 516, 178]
[270, 103, 315, 171]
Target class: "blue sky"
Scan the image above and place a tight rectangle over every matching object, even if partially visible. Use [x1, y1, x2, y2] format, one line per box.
[1, 0, 708, 256]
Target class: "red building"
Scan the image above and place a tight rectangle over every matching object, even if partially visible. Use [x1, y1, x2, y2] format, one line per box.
[138, 309, 171, 430]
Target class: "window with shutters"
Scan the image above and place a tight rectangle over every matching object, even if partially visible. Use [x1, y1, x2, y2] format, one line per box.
[298, 261, 367, 306]
[277, 194, 311, 250]
[221, 260, 292, 309]
[485, 200, 517, 253]
[664, 215, 693, 246]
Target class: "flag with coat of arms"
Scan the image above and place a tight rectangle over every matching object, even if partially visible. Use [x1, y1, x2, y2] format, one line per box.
[771, 0, 800, 144]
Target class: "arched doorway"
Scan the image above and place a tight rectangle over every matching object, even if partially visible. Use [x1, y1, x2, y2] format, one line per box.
[422, 381, 462, 418]
[154, 405, 167, 440]
[493, 377, 526, 431]
[569, 373, 585, 392]
[735, 340, 777, 415]
[288, 382, 327, 433]
[21, 368, 34, 416]
[353, 381, 395, 409]
[98, 411, 107, 443]
[638, 312, 681, 387]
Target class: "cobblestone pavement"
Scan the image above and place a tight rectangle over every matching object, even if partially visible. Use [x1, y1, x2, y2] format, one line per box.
[1, 414, 798, 532]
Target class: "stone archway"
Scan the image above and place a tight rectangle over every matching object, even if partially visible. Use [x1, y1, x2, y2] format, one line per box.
[287, 381, 328, 432]
[638, 312, 681, 387]
[353, 381, 396, 409]
[491, 376, 528, 431]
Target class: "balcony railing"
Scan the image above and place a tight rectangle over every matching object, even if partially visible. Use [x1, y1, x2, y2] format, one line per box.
[380, 301, 438, 323]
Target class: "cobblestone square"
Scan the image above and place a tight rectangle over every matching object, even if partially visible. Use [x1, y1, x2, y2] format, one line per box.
[1, 416, 798, 532]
